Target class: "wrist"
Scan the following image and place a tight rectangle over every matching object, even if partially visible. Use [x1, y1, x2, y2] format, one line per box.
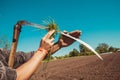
[38, 47, 48, 54]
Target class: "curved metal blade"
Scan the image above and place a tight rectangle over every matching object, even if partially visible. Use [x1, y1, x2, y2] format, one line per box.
[25, 22, 48, 29]
[61, 32, 103, 60]
[16, 20, 48, 29]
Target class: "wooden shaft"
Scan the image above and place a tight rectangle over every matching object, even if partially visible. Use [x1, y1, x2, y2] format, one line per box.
[8, 24, 21, 68]
[8, 20, 44, 68]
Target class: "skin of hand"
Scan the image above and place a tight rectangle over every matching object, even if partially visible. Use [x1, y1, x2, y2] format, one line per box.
[16, 30, 55, 80]
[58, 30, 81, 48]
[49, 30, 81, 54]
[40, 30, 55, 51]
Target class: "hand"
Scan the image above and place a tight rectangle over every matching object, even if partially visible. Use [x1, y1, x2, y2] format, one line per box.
[39, 30, 55, 52]
[58, 30, 81, 48]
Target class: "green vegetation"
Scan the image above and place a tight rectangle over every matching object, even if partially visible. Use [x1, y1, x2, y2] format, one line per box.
[79, 44, 94, 55]
[43, 18, 60, 62]
[48, 43, 119, 61]
[95, 43, 109, 53]
[69, 49, 80, 57]
[108, 46, 119, 52]
[95, 43, 119, 53]
[43, 18, 60, 38]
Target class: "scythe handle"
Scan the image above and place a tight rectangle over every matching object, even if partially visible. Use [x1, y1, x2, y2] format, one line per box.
[8, 20, 47, 68]
[8, 22, 22, 68]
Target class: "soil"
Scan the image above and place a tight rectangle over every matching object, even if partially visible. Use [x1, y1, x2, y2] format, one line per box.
[30, 52, 120, 80]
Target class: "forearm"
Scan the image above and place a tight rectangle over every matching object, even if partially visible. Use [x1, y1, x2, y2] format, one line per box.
[16, 51, 47, 80]
[16, 30, 55, 80]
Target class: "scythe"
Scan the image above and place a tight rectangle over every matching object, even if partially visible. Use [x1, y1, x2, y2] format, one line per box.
[8, 20, 103, 68]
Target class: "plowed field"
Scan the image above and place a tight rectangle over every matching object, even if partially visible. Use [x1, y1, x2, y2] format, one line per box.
[30, 52, 120, 80]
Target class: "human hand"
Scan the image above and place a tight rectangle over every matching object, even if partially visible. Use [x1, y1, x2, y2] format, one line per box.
[58, 30, 81, 48]
[39, 30, 55, 53]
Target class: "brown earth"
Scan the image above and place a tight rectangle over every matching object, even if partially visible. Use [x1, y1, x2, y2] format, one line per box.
[30, 52, 120, 80]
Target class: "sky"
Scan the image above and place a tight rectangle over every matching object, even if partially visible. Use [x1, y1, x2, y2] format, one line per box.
[0, 0, 120, 56]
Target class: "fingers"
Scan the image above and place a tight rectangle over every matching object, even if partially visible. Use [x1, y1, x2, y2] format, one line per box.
[69, 30, 82, 38]
[50, 37, 54, 43]
[69, 30, 81, 35]
[63, 30, 81, 35]
[40, 30, 56, 52]
[46, 38, 54, 46]
[43, 31, 55, 46]
[62, 30, 82, 38]
[44, 30, 55, 39]
[44, 30, 55, 45]
[47, 37, 54, 45]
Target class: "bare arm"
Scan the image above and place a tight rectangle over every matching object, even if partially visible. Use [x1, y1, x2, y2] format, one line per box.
[16, 30, 55, 80]
[16, 30, 81, 80]
[16, 51, 46, 80]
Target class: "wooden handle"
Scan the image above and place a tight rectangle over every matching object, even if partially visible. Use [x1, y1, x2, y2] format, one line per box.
[8, 25, 21, 68]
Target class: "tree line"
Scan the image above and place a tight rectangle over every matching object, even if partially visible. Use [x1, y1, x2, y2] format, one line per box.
[0, 35, 119, 60]
[53, 43, 119, 60]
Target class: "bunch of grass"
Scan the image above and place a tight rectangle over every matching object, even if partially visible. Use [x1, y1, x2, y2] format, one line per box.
[42, 17, 60, 38]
